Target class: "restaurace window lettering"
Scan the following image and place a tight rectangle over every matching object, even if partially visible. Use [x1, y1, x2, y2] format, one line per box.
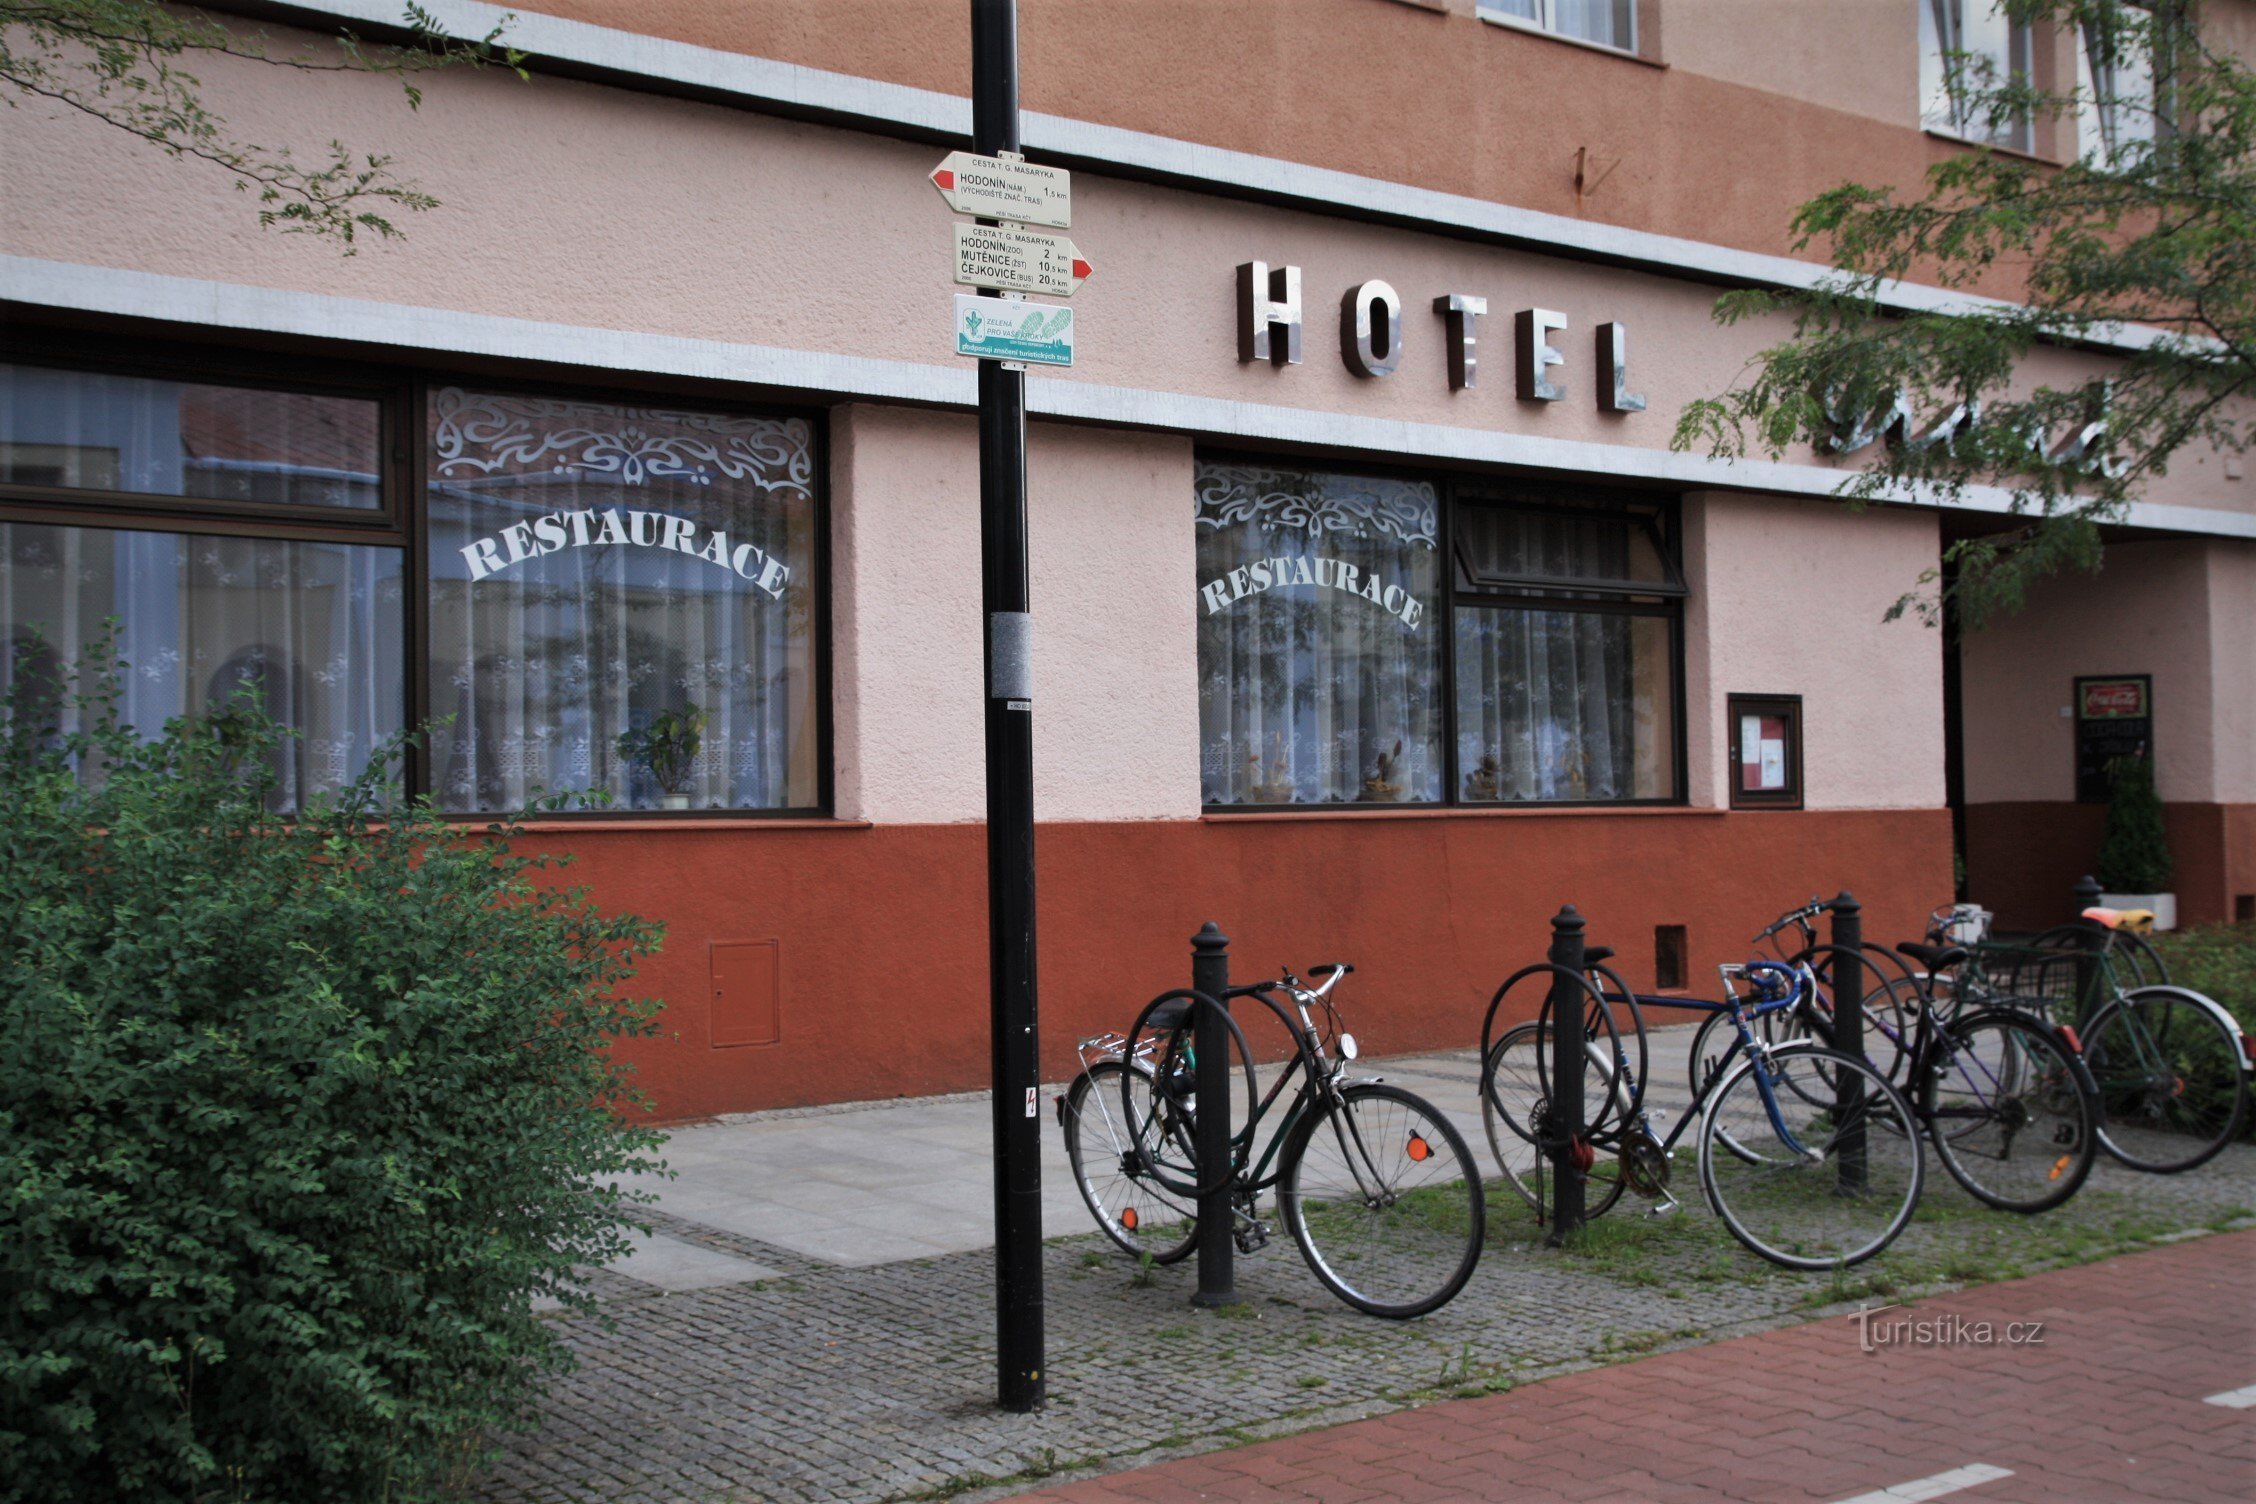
[456, 504, 792, 596]
[1198, 553, 1425, 630]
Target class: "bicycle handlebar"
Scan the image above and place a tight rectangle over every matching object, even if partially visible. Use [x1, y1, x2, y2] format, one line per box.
[1752, 896, 1833, 944]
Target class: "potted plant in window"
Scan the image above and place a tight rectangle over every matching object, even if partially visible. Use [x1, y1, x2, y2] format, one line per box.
[615, 704, 707, 811]
[2095, 748, 2176, 930]
[1361, 739, 1406, 802]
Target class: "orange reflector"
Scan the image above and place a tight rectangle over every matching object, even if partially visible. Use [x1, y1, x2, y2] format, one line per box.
[1120, 1207, 1138, 1231]
[2058, 1025, 2083, 1054]
[2050, 1156, 2070, 1182]
[1407, 1134, 1431, 1162]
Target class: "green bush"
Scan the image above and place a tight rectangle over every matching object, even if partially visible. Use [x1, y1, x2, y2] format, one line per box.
[0, 651, 664, 1503]
[2095, 751, 2173, 894]
[2150, 920, 2256, 1033]
[2146, 921, 2255, 1144]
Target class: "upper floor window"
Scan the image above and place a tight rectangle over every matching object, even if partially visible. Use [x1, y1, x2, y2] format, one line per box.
[1920, 0, 2034, 152]
[2078, 1, 2167, 167]
[1479, 0, 1637, 54]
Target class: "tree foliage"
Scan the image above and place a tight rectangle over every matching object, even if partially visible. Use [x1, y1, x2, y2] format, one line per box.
[0, 1, 525, 247]
[1675, 0, 2255, 628]
[0, 646, 664, 1502]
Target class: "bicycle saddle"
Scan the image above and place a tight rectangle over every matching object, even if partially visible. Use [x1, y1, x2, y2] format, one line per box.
[1146, 998, 1193, 1031]
[1895, 941, 1967, 970]
[1308, 962, 1355, 978]
[1582, 945, 1615, 965]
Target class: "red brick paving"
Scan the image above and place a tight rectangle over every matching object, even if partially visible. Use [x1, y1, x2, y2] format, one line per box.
[1009, 1230, 2256, 1504]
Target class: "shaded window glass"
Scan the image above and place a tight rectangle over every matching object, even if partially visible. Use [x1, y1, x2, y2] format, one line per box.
[424, 387, 819, 814]
[0, 364, 382, 510]
[1455, 505, 1672, 595]
[1195, 462, 1444, 806]
[0, 522, 405, 809]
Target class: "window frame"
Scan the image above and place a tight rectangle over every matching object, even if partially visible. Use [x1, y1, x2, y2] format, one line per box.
[1920, 0, 2037, 153]
[1196, 448, 1687, 815]
[1475, 0, 1642, 57]
[0, 331, 834, 823]
[1726, 692, 1805, 811]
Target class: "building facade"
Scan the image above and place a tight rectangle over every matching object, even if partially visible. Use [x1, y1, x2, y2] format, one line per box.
[3, 0, 2250, 1118]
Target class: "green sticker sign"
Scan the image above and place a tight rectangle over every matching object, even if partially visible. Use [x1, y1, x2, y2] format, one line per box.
[955, 294, 1075, 367]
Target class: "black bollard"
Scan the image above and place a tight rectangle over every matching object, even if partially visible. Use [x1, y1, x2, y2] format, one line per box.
[1190, 923, 1238, 1307]
[1831, 892, 1866, 1192]
[1544, 905, 1587, 1246]
[2072, 874, 2107, 1022]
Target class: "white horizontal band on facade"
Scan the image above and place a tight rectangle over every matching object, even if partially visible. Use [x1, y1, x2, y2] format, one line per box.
[7, 255, 2251, 543]
[261, 0, 2184, 356]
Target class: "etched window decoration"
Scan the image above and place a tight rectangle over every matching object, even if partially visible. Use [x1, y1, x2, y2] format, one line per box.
[425, 388, 819, 814]
[1194, 461, 1444, 807]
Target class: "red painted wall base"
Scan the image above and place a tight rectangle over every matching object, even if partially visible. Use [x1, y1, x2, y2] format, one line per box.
[523, 807, 1954, 1122]
[1964, 801, 2256, 932]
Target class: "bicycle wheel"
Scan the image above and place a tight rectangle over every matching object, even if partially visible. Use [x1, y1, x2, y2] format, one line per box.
[1923, 1010, 2097, 1213]
[1698, 1045, 1923, 1271]
[1479, 1023, 1629, 1221]
[2083, 986, 2249, 1173]
[1532, 979, 1637, 1146]
[1062, 1062, 1199, 1263]
[1281, 1082, 1485, 1318]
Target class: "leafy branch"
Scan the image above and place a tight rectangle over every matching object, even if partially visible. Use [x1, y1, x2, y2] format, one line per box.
[1673, 0, 2255, 629]
[0, 1, 527, 248]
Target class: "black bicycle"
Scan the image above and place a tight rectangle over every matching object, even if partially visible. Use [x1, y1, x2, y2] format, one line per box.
[1061, 963, 1484, 1319]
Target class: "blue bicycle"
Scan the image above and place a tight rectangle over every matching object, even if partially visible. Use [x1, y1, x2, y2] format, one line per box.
[1480, 948, 1926, 1270]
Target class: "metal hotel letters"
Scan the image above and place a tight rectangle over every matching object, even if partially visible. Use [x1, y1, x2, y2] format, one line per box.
[1236, 262, 1645, 413]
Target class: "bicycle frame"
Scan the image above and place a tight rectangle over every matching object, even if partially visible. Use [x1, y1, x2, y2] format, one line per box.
[1583, 961, 1816, 1160]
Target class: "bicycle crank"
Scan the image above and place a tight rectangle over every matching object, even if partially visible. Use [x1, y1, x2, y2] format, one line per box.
[1618, 1129, 1670, 1198]
[1231, 1186, 1269, 1254]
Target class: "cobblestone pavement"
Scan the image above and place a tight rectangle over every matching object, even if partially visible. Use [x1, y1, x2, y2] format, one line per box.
[472, 1050, 2256, 1504]
[1007, 1228, 2256, 1503]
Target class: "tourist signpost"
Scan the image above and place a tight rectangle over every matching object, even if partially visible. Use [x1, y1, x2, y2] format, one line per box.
[947, 0, 1095, 1416]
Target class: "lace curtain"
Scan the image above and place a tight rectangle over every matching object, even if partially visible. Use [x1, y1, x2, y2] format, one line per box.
[1454, 609, 1672, 802]
[424, 388, 818, 814]
[1195, 462, 1443, 806]
[0, 523, 404, 810]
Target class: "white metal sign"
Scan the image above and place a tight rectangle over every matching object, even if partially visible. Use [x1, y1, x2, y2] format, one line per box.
[955, 294, 1074, 368]
[952, 224, 1092, 297]
[929, 151, 1071, 228]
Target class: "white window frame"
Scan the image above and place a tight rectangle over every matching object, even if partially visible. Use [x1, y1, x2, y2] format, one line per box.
[1920, 0, 2036, 153]
[1476, 1, 1639, 57]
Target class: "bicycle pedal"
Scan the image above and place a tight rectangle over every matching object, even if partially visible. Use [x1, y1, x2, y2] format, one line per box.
[1234, 1221, 1270, 1254]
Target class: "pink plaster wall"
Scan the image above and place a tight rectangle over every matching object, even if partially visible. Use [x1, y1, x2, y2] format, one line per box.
[4, 31, 2247, 526]
[1664, 0, 1917, 127]
[1027, 426, 1203, 821]
[1959, 539, 2227, 806]
[831, 407, 1201, 825]
[829, 405, 987, 824]
[2211, 543, 2256, 805]
[1685, 492, 1945, 812]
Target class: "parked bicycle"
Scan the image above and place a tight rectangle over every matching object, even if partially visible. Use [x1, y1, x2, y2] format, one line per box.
[1061, 963, 1484, 1318]
[1480, 944, 1925, 1271]
[1935, 907, 2249, 1173]
[1735, 899, 2104, 1214]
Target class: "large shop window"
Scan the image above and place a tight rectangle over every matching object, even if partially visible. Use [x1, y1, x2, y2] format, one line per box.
[0, 362, 401, 811]
[426, 388, 820, 814]
[1195, 458, 1681, 810]
[0, 352, 826, 819]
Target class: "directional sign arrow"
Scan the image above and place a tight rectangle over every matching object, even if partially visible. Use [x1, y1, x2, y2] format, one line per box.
[953, 223, 1091, 297]
[930, 151, 1071, 229]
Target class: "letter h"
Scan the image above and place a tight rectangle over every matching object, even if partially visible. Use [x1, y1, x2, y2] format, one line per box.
[1238, 262, 1303, 367]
